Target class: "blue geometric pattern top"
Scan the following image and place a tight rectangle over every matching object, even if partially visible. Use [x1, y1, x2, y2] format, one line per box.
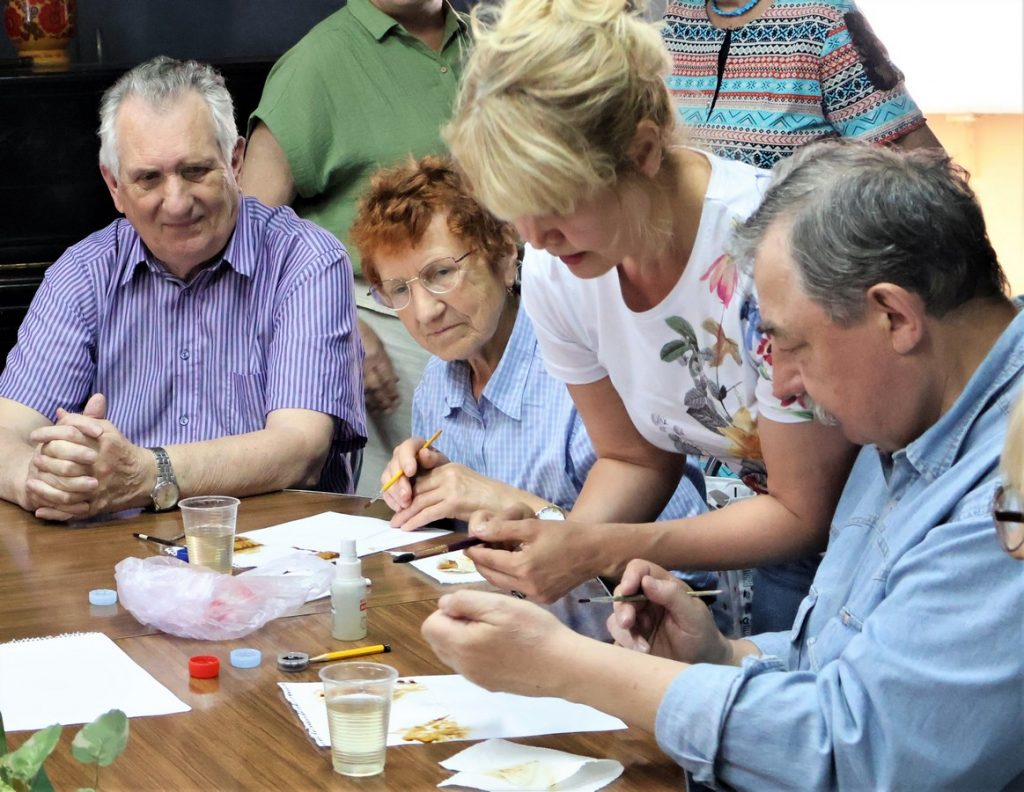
[663, 0, 926, 168]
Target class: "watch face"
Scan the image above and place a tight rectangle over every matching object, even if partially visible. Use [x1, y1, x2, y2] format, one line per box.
[152, 480, 180, 511]
[536, 505, 566, 521]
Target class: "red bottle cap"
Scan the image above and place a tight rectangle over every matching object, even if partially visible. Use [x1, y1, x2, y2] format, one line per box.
[188, 655, 220, 679]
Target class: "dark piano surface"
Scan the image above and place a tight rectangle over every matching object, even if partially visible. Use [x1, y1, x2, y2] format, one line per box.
[0, 59, 273, 360]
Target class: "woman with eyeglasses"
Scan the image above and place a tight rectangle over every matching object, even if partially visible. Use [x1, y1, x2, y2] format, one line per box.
[349, 156, 709, 635]
[997, 392, 1024, 559]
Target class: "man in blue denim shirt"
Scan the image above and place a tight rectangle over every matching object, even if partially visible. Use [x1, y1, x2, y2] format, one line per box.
[420, 142, 1024, 790]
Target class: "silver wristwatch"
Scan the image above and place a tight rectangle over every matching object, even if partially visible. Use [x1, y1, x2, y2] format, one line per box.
[535, 504, 566, 521]
[147, 446, 180, 511]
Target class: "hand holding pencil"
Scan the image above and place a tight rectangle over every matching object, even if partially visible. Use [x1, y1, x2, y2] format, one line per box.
[366, 429, 443, 510]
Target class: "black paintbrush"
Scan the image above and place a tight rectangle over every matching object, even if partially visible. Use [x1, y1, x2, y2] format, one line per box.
[390, 536, 483, 563]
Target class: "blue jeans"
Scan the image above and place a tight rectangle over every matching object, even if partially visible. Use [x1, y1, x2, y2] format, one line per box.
[751, 555, 821, 634]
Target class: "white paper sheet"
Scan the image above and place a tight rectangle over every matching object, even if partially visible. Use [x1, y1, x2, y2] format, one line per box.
[438, 738, 624, 792]
[232, 511, 450, 568]
[409, 549, 486, 584]
[0, 632, 190, 732]
[280, 674, 625, 748]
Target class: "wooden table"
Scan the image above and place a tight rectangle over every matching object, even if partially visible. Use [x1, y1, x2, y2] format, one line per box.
[1, 492, 687, 791]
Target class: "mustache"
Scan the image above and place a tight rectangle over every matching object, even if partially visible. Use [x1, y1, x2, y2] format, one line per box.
[811, 401, 839, 426]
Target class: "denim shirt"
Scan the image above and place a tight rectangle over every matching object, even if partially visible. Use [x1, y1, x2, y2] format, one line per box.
[656, 305, 1024, 791]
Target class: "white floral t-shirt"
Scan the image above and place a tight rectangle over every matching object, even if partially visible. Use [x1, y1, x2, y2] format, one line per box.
[522, 151, 811, 492]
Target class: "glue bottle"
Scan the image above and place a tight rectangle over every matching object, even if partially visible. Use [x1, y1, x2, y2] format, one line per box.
[330, 538, 367, 640]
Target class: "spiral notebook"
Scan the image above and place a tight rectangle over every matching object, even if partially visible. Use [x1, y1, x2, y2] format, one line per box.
[0, 631, 190, 732]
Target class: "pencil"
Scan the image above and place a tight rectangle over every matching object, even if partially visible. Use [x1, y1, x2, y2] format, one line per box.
[309, 644, 392, 663]
[364, 429, 443, 509]
[132, 532, 183, 547]
[578, 590, 722, 604]
[390, 536, 483, 564]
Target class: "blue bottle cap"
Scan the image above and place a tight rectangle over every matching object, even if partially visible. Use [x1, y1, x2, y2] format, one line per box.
[89, 588, 117, 606]
[230, 648, 262, 669]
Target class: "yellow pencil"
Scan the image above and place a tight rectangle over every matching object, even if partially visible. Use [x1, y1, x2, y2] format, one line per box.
[364, 429, 443, 508]
[309, 644, 392, 664]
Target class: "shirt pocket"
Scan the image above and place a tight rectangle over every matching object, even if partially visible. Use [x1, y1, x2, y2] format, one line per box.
[808, 605, 866, 672]
[229, 371, 267, 435]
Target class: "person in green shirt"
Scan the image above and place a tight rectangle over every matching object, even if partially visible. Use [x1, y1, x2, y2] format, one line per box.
[242, 0, 470, 494]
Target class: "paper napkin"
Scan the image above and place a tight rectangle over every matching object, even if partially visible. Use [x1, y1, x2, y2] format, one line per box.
[280, 674, 625, 748]
[438, 738, 624, 792]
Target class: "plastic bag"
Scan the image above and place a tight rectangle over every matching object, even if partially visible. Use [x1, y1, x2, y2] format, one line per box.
[115, 552, 335, 640]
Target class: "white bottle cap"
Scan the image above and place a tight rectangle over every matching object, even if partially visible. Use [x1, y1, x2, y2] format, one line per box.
[335, 538, 362, 580]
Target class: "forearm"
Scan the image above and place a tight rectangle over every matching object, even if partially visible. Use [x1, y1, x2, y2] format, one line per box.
[0, 429, 36, 510]
[484, 482, 552, 518]
[593, 493, 828, 577]
[569, 457, 683, 523]
[168, 423, 331, 500]
[552, 632, 686, 731]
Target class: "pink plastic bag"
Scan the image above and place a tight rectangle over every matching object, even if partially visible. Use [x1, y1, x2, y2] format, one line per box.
[114, 553, 334, 640]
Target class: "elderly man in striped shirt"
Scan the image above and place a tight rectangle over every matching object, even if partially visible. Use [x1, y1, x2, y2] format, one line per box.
[0, 56, 365, 521]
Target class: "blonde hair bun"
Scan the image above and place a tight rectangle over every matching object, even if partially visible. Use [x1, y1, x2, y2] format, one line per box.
[447, 0, 674, 221]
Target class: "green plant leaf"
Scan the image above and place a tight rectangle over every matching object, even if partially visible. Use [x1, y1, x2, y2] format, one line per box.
[70, 711, 128, 768]
[1, 725, 60, 782]
[1, 710, 7, 753]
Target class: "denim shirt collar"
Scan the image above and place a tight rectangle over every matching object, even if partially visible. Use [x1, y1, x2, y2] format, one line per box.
[882, 300, 1024, 486]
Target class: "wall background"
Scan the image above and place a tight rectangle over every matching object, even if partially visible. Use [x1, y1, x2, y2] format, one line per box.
[0, 1, 344, 63]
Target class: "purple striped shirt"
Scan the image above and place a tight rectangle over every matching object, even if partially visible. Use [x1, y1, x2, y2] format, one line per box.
[0, 197, 366, 492]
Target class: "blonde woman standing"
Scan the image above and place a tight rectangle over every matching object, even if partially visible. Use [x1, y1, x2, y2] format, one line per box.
[447, 0, 856, 633]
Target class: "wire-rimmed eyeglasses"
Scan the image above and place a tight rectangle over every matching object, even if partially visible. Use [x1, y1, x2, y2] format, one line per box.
[368, 250, 475, 310]
[993, 484, 1024, 554]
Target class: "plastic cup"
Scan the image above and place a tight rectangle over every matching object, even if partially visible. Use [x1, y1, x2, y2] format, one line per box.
[319, 662, 399, 777]
[179, 496, 239, 574]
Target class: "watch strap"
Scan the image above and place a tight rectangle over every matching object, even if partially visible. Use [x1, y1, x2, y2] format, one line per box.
[148, 446, 179, 510]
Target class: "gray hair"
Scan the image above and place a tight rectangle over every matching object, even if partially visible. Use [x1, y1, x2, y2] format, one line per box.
[732, 141, 1007, 325]
[98, 55, 238, 176]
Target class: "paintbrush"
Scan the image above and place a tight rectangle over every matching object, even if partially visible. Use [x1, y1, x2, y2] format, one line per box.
[390, 536, 483, 564]
[578, 590, 722, 603]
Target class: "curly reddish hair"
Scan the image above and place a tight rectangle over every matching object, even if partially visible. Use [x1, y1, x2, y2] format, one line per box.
[350, 155, 518, 288]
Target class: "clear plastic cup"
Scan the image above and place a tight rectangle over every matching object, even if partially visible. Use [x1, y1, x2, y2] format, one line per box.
[179, 496, 239, 574]
[319, 662, 399, 776]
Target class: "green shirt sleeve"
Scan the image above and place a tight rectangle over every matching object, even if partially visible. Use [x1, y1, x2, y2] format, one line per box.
[250, 1, 469, 273]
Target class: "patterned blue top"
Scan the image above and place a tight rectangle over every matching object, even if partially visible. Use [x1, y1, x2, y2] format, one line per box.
[656, 306, 1024, 789]
[663, 0, 926, 168]
[0, 197, 366, 492]
[412, 304, 707, 521]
